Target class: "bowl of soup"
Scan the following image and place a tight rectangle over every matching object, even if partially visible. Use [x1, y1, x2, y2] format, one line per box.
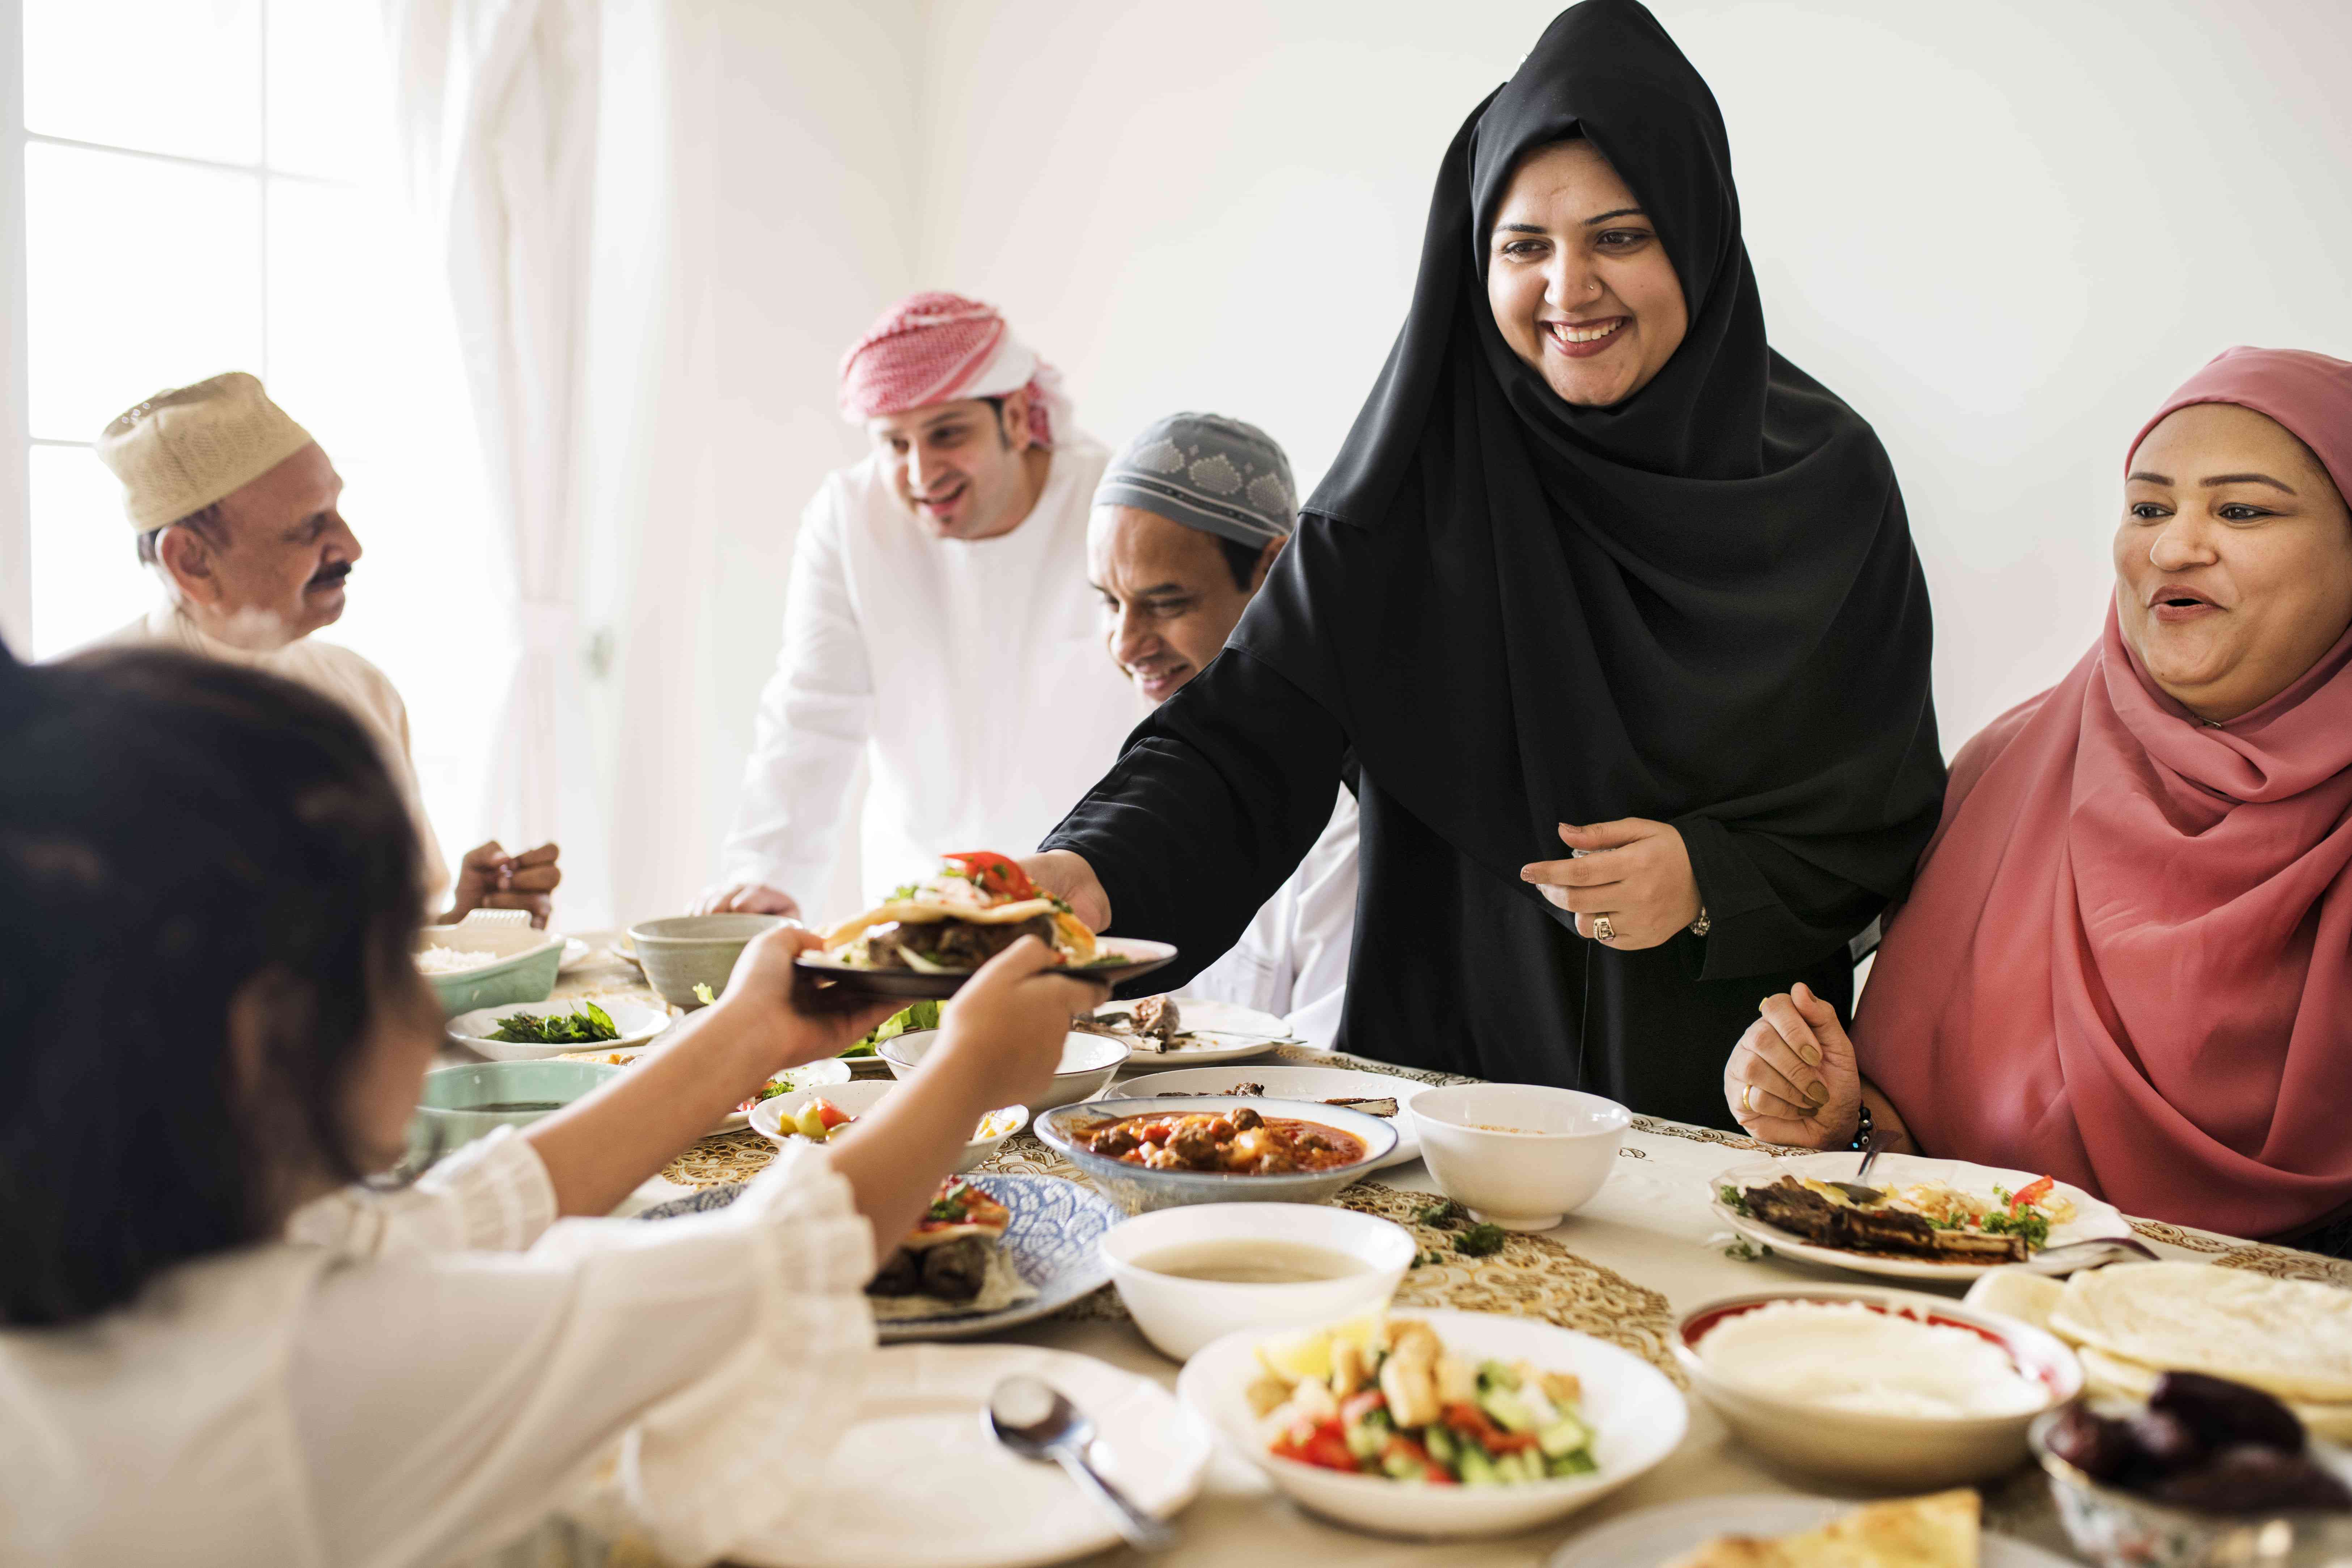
[411, 1059, 623, 1157]
[1101, 1201, 1416, 1360]
[1035, 1095, 1398, 1214]
[1408, 1083, 1630, 1230]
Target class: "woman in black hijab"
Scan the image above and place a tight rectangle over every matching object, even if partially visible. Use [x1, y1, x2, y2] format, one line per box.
[1031, 0, 1943, 1128]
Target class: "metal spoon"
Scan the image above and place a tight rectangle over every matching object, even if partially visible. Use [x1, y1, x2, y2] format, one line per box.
[1822, 1124, 1894, 1204]
[985, 1375, 1175, 1553]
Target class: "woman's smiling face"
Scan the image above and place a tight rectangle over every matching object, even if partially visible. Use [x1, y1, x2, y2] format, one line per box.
[1486, 139, 1688, 409]
[2116, 401, 2352, 722]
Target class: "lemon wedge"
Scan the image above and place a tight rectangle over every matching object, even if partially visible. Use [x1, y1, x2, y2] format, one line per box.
[1255, 1315, 1382, 1383]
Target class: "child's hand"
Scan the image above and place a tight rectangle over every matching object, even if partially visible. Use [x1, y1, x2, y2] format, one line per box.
[716, 925, 899, 1070]
[935, 938, 1109, 1106]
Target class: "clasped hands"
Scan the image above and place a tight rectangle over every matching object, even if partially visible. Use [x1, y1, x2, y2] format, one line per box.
[1519, 819, 1700, 948]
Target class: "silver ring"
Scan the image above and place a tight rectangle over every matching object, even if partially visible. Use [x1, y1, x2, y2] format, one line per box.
[1592, 914, 1616, 942]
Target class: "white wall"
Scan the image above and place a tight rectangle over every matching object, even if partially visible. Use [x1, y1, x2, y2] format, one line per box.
[907, 0, 2352, 745]
[597, 0, 2352, 923]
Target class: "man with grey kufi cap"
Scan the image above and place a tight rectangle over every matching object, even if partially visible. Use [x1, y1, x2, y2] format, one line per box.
[1086, 412, 1358, 1049]
[83, 370, 562, 922]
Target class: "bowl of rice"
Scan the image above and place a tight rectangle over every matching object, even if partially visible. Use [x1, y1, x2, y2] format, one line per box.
[415, 914, 564, 1019]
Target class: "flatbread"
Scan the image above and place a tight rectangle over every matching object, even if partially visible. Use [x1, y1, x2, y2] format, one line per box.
[865, 1246, 1038, 1323]
[1664, 1490, 1979, 1568]
[2049, 1263, 2352, 1403]
[1962, 1268, 2064, 1332]
[823, 900, 1096, 960]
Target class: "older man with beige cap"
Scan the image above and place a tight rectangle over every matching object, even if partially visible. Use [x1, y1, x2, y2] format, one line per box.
[88, 371, 561, 923]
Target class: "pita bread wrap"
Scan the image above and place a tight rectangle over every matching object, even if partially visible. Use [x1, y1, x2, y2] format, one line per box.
[2049, 1262, 2352, 1404]
[823, 853, 1097, 962]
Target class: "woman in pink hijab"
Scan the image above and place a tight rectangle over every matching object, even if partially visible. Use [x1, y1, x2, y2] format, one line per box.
[1722, 346, 2352, 1251]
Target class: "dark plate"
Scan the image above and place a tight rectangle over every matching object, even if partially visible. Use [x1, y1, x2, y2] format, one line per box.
[794, 938, 1179, 1000]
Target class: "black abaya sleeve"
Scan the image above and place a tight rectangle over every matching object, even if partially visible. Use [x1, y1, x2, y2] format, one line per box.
[1041, 646, 1348, 994]
[1675, 807, 1938, 982]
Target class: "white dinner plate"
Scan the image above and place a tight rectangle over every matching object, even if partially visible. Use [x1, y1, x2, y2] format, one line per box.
[1091, 996, 1296, 1064]
[1115, 1064, 1422, 1170]
[1707, 1150, 2130, 1281]
[446, 998, 674, 1061]
[729, 1343, 1210, 1568]
[1546, 1493, 2077, 1568]
[554, 936, 592, 973]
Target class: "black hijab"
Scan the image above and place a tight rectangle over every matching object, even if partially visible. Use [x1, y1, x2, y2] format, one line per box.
[1232, 0, 1940, 916]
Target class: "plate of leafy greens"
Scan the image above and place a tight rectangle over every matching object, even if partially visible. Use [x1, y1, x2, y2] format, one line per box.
[842, 999, 940, 1073]
[446, 997, 676, 1061]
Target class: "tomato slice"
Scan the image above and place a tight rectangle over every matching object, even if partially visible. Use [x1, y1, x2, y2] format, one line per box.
[811, 1097, 853, 1130]
[942, 851, 1040, 903]
[2010, 1175, 2055, 1214]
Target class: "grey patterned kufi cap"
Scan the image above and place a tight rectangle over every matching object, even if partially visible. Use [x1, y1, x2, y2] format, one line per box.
[1092, 411, 1296, 545]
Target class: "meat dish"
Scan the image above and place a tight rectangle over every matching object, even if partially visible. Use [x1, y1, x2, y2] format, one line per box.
[1727, 1174, 2072, 1264]
[820, 850, 1104, 973]
[1073, 1108, 1366, 1175]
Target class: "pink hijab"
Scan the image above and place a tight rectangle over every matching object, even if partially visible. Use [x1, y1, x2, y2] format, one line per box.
[1859, 347, 2352, 1240]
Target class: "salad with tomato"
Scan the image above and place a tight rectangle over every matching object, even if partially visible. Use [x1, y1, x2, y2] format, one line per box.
[1248, 1316, 1601, 1487]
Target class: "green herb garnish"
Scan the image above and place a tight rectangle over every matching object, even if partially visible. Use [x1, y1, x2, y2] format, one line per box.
[850, 999, 940, 1057]
[1718, 1183, 1751, 1217]
[1725, 1238, 1773, 1262]
[1454, 1222, 1507, 1258]
[886, 882, 922, 902]
[691, 982, 716, 1006]
[1411, 1199, 1465, 1229]
[486, 1001, 619, 1044]
[926, 1182, 973, 1222]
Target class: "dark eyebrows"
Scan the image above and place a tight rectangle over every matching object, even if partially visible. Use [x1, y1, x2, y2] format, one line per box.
[2125, 471, 2171, 486]
[2201, 472, 2296, 494]
[1496, 221, 1546, 235]
[1583, 207, 1645, 226]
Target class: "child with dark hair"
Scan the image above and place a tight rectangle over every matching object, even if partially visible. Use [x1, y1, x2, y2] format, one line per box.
[0, 644, 1103, 1565]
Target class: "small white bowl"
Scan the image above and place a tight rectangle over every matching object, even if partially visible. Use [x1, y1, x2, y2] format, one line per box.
[1178, 1307, 1687, 1539]
[1407, 1083, 1630, 1230]
[749, 1078, 1028, 1174]
[1100, 1202, 1413, 1360]
[446, 998, 675, 1061]
[878, 1028, 1129, 1113]
[1674, 1285, 2082, 1489]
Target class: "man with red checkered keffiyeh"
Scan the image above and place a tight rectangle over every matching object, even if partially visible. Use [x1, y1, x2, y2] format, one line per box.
[696, 293, 1141, 919]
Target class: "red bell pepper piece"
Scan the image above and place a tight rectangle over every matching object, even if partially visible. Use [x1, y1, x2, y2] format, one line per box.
[1275, 1417, 1355, 1473]
[942, 851, 1040, 903]
[1442, 1402, 1541, 1454]
[2010, 1176, 2055, 1215]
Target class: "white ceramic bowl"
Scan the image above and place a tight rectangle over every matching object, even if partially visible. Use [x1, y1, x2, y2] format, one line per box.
[1036, 1096, 1398, 1214]
[1100, 1202, 1414, 1361]
[1674, 1285, 2082, 1489]
[877, 1028, 1129, 1113]
[1407, 1083, 1630, 1230]
[749, 1078, 1027, 1174]
[1179, 1307, 1687, 1539]
[445, 998, 675, 1061]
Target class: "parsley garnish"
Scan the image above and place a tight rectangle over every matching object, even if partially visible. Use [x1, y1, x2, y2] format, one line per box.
[1718, 1184, 1751, 1217]
[1412, 1199, 1465, 1229]
[1454, 1223, 1507, 1258]
[486, 1001, 619, 1044]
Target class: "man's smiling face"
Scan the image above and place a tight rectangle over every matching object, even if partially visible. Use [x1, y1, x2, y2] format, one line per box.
[160, 442, 362, 648]
[1088, 504, 1275, 703]
[869, 395, 1038, 541]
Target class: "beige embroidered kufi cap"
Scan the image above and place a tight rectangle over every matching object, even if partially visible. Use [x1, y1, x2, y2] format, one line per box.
[95, 371, 314, 532]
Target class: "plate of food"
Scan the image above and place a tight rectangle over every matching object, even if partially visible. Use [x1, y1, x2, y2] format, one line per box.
[1117, 1064, 1420, 1170]
[750, 1079, 1028, 1173]
[1038, 1095, 1398, 1212]
[447, 997, 673, 1061]
[730, 1342, 1209, 1568]
[1545, 1488, 2074, 1568]
[1709, 1151, 2128, 1280]
[1179, 1308, 1684, 1538]
[639, 1172, 1124, 1343]
[796, 851, 1176, 999]
[1076, 995, 1299, 1063]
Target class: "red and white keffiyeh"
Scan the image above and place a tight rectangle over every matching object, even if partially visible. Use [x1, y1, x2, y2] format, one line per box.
[837, 291, 1068, 448]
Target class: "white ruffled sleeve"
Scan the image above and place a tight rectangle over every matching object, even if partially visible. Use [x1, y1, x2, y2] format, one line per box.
[284, 1126, 558, 1258]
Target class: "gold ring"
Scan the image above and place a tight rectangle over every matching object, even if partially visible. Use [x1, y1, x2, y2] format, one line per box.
[1740, 1084, 1755, 1114]
[1592, 914, 1616, 942]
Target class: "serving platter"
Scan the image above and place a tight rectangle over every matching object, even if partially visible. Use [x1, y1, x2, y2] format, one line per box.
[1708, 1150, 2129, 1281]
[1545, 1494, 2077, 1568]
[639, 1172, 1123, 1342]
[731, 1342, 1208, 1568]
[447, 997, 674, 1061]
[1085, 996, 1298, 1064]
[1116, 1064, 1422, 1170]
[794, 937, 1178, 999]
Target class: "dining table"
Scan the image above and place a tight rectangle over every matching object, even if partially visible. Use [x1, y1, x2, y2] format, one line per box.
[475, 936, 2352, 1568]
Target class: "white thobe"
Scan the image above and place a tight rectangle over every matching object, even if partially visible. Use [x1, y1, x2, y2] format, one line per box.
[90, 604, 452, 901]
[721, 437, 1145, 902]
[1181, 787, 1360, 1051]
[0, 1132, 876, 1568]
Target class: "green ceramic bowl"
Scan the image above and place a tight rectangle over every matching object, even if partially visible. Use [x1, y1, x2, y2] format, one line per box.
[627, 913, 783, 1007]
[415, 929, 564, 1020]
[412, 1060, 623, 1156]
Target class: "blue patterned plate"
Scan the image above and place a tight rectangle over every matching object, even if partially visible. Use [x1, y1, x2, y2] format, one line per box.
[638, 1172, 1123, 1342]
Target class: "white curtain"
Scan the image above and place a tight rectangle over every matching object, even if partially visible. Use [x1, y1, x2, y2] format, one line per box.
[380, 0, 610, 926]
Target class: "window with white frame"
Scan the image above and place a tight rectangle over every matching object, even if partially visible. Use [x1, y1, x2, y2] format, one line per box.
[10, 0, 503, 872]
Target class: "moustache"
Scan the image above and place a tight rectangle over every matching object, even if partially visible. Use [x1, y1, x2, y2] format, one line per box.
[306, 562, 352, 590]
